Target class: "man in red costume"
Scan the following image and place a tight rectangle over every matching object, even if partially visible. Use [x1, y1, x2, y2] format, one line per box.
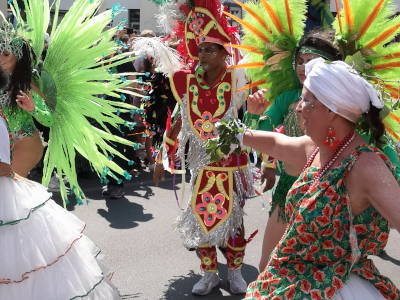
[154, 0, 251, 296]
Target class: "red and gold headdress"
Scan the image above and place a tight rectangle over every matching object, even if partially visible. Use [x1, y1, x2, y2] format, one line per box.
[156, 0, 238, 65]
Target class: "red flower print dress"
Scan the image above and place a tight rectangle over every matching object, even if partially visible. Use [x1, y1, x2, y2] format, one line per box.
[246, 145, 400, 300]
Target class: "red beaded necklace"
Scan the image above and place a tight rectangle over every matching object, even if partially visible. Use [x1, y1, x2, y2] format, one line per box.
[302, 130, 356, 191]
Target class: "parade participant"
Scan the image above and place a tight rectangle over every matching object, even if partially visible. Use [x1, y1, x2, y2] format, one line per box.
[246, 28, 346, 272]
[226, 0, 400, 273]
[131, 37, 181, 172]
[4, 0, 140, 203]
[0, 35, 52, 177]
[153, 0, 251, 295]
[239, 58, 400, 299]
[0, 72, 121, 299]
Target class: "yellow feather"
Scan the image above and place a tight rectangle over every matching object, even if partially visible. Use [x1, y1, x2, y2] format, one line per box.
[343, 0, 354, 33]
[234, 0, 272, 34]
[235, 79, 267, 93]
[223, 11, 270, 43]
[366, 23, 400, 48]
[224, 44, 263, 55]
[259, 0, 285, 33]
[284, 0, 293, 35]
[228, 62, 265, 69]
[359, 0, 385, 39]
[335, 0, 343, 34]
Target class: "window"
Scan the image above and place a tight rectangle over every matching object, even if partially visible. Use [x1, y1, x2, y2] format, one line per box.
[129, 9, 140, 30]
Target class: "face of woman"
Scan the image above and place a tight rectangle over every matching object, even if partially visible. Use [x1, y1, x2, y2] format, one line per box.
[295, 53, 321, 84]
[296, 86, 331, 140]
[0, 51, 17, 73]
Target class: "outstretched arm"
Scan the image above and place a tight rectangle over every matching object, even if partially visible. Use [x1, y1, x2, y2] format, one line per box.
[242, 130, 313, 169]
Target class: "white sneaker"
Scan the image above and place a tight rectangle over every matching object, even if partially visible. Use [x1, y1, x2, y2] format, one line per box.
[192, 271, 220, 295]
[227, 269, 247, 294]
[47, 172, 61, 192]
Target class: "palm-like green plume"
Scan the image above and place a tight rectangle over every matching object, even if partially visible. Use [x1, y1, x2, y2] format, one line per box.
[238, 0, 306, 103]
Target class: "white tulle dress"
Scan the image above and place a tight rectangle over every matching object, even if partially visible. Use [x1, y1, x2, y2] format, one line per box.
[0, 113, 120, 299]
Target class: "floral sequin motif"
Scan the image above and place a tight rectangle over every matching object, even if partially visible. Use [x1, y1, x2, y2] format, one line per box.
[194, 112, 219, 140]
[227, 250, 244, 269]
[199, 247, 218, 272]
[188, 13, 204, 36]
[195, 192, 227, 227]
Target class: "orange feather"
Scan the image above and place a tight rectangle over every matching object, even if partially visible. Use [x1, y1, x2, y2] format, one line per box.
[388, 111, 400, 124]
[359, 0, 385, 39]
[235, 79, 267, 93]
[343, 0, 354, 33]
[384, 121, 400, 141]
[284, 0, 293, 35]
[224, 44, 263, 55]
[234, 0, 272, 35]
[381, 52, 400, 59]
[373, 61, 400, 71]
[259, 0, 285, 33]
[335, 0, 343, 34]
[228, 62, 265, 69]
[366, 23, 400, 48]
[223, 11, 270, 44]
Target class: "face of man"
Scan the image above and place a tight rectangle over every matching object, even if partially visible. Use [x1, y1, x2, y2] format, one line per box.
[198, 42, 227, 72]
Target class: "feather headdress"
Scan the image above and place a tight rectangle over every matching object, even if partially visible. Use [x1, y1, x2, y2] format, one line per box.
[333, 0, 400, 145]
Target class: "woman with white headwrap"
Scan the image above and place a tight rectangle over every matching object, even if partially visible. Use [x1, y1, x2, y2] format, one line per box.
[241, 58, 400, 299]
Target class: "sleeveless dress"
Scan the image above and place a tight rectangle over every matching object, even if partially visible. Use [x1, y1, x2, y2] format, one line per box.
[246, 145, 400, 299]
[0, 109, 120, 299]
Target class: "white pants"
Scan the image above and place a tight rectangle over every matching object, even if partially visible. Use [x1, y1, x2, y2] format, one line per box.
[333, 273, 385, 299]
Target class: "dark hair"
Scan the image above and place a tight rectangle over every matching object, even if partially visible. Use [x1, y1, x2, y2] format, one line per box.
[120, 34, 130, 44]
[143, 58, 153, 73]
[7, 42, 36, 111]
[294, 28, 343, 64]
[359, 104, 385, 146]
[0, 65, 9, 91]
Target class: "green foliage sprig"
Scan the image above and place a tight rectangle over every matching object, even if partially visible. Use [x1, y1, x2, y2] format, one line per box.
[206, 118, 247, 164]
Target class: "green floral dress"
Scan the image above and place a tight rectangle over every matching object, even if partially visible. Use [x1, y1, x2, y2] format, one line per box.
[246, 145, 400, 300]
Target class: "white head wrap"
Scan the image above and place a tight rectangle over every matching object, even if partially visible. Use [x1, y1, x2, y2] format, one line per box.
[303, 58, 384, 123]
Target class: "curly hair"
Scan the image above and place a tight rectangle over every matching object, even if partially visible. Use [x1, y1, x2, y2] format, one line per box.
[294, 27, 344, 64]
[6, 41, 36, 112]
[358, 104, 385, 147]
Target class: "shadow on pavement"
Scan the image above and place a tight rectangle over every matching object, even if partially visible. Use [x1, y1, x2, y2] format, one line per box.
[378, 250, 400, 266]
[97, 197, 153, 229]
[161, 263, 259, 300]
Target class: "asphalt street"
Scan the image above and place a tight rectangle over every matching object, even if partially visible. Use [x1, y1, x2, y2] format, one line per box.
[29, 163, 400, 300]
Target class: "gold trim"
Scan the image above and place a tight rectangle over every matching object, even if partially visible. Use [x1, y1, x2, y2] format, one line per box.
[213, 82, 231, 119]
[191, 169, 234, 235]
[165, 136, 177, 147]
[169, 74, 183, 105]
[204, 164, 248, 171]
[227, 243, 246, 251]
[195, 8, 230, 40]
[190, 84, 202, 118]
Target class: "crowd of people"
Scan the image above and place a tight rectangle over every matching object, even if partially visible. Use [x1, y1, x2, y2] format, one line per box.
[1, 0, 400, 299]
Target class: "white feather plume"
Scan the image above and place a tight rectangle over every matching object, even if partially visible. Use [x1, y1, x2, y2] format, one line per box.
[155, 0, 187, 34]
[132, 37, 182, 76]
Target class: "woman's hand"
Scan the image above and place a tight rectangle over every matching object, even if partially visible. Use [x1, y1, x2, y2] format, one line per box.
[247, 89, 269, 115]
[16, 90, 34, 112]
[261, 167, 276, 192]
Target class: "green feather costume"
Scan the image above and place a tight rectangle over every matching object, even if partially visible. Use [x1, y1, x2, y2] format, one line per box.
[3, 0, 143, 204]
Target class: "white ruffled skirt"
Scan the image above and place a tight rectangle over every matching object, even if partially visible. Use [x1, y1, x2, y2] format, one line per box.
[0, 176, 120, 300]
[333, 273, 385, 299]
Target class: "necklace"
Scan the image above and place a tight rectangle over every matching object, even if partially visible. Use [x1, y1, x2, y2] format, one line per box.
[302, 130, 356, 191]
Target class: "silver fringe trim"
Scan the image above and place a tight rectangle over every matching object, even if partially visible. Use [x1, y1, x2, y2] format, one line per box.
[174, 95, 253, 247]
